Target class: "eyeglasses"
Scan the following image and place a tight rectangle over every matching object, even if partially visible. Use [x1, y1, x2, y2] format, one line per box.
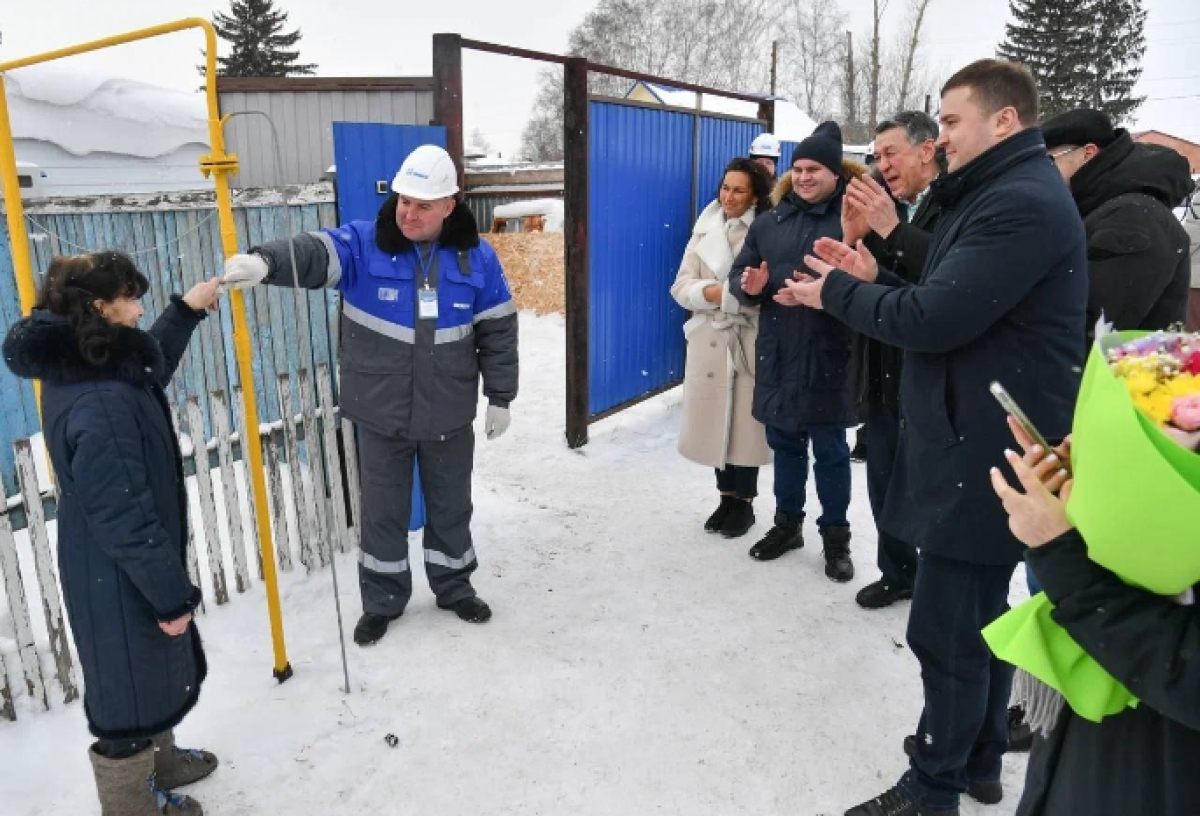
[1048, 146, 1082, 161]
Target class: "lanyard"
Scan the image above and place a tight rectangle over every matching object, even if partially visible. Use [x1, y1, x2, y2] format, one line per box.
[416, 243, 438, 290]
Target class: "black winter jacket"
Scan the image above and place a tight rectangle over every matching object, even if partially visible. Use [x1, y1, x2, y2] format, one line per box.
[3, 300, 207, 739]
[729, 175, 859, 431]
[1069, 130, 1194, 346]
[822, 128, 1088, 565]
[1017, 530, 1200, 816]
[858, 190, 946, 408]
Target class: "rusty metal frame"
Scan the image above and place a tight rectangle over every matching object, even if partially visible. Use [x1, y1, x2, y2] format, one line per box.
[432, 35, 774, 448]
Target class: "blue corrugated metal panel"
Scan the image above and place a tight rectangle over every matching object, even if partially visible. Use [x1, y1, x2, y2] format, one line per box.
[332, 122, 446, 223]
[588, 101, 695, 417]
[779, 141, 801, 177]
[696, 116, 764, 217]
[0, 201, 338, 495]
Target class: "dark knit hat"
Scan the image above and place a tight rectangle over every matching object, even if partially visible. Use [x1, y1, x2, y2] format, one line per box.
[791, 121, 844, 176]
[1041, 109, 1118, 150]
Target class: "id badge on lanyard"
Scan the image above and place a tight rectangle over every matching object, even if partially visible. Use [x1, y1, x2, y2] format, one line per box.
[417, 245, 439, 320]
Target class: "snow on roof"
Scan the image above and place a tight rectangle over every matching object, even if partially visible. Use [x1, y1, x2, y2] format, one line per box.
[493, 198, 564, 231]
[626, 82, 821, 143]
[7, 65, 209, 159]
[773, 100, 820, 142]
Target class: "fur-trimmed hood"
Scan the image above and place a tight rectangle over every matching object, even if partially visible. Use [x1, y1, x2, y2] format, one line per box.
[771, 159, 869, 207]
[3, 308, 167, 387]
[373, 193, 482, 254]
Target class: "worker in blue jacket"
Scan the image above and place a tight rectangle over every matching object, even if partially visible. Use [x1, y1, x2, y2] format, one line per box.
[223, 144, 518, 645]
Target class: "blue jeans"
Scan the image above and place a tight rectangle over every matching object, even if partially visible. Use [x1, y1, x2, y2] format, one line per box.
[764, 424, 850, 528]
[899, 552, 1016, 810]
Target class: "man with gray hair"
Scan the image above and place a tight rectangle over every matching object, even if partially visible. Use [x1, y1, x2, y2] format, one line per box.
[841, 111, 945, 612]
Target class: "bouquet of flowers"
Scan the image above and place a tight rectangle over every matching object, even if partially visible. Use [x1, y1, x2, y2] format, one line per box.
[984, 327, 1200, 722]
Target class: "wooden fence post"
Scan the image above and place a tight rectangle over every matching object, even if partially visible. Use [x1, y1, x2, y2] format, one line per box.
[185, 398, 229, 605]
[262, 430, 294, 572]
[14, 440, 78, 705]
[277, 375, 314, 570]
[296, 369, 329, 568]
[316, 365, 349, 554]
[211, 390, 250, 593]
[0, 504, 47, 711]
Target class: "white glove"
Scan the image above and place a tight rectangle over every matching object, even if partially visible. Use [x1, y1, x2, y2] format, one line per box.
[484, 405, 511, 441]
[221, 254, 269, 290]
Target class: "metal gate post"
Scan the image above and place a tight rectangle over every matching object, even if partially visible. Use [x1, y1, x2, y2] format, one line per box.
[563, 58, 590, 448]
[432, 33, 465, 193]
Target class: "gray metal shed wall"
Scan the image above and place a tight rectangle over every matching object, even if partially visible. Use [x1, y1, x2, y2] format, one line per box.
[219, 89, 434, 188]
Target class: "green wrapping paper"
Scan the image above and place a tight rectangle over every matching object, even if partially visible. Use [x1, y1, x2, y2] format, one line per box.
[983, 331, 1200, 722]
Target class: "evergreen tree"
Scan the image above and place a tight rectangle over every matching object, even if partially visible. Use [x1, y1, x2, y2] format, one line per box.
[206, 0, 317, 78]
[997, 0, 1145, 123]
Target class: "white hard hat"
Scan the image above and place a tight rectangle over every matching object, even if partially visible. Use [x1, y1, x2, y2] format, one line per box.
[391, 144, 459, 200]
[749, 133, 781, 158]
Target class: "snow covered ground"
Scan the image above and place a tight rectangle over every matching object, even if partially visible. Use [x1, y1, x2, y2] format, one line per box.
[1, 312, 1029, 815]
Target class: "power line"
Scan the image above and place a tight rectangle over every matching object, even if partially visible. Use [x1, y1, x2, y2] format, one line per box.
[1144, 93, 1200, 102]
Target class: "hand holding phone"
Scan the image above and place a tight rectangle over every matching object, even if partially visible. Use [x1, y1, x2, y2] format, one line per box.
[990, 381, 1072, 479]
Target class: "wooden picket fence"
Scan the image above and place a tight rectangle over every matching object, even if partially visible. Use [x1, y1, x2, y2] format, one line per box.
[0, 364, 361, 723]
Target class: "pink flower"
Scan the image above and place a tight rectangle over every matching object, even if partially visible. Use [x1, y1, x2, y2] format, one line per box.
[1172, 395, 1200, 432]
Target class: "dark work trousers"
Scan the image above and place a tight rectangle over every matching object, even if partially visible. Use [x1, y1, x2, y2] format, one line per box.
[866, 401, 918, 588]
[765, 424, 850, 528]
[356, 424, 478, 616]
[715, 465, 759, 499]
[898, 552, 1017, 811]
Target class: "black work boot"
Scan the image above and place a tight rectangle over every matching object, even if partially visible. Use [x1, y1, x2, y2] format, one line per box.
[821, 527, 855, 582]
[720, 499, 755, 538]
[353, 612, 401, 646]
[855, 579, 913, 609]
[440, 596, 492, 623]
[748, 512, 803, 561]
[704, 495, 738, 533]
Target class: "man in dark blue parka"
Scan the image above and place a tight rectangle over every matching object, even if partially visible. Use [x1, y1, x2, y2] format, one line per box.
[790, 62, 1089, 816]
[730, 122, 862, 583]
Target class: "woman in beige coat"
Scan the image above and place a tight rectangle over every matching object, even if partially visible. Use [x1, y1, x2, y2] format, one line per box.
[671, 158, 773, 538]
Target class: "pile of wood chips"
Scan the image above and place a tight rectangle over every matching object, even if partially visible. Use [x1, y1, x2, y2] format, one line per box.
[482, 232, 565, 316]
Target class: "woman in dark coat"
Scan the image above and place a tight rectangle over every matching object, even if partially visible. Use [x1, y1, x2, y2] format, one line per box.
[3, 252, 222, 815]
[991, 427, 1200, 816]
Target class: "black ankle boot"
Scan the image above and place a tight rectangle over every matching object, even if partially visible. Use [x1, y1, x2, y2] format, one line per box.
[704, 495, 738, 533]
[748, 512, 803, 561]
[821, 527, 854, 582]
[720, 499, 755, 538]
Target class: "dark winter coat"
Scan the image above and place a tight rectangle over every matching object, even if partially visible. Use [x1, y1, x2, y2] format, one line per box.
[251, 197, 518, 441]
[858, 188, 946, 408]
[821, 128, 1088, 565]
[3, 299, 206, 740]
[729, 163, 866, 431]
[1069, 130, 1195, 346]
[1017, 530, 1200, 816]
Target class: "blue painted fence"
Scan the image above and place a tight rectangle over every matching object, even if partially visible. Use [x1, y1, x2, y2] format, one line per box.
[0, 198, 340, 496]
[587, 102, 767, 418]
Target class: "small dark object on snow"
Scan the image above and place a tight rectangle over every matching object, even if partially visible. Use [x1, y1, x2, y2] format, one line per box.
[384, 734, 399, 748]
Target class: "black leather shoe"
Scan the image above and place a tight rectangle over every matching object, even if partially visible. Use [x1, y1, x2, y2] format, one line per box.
[855, 579, 913, 609]
[704, 495, 737, 533]
[1007, 705, 1034, 752]
[353, 612, 401, 646]
[844, 785, 959, 816]
[441, 596, 492, 623]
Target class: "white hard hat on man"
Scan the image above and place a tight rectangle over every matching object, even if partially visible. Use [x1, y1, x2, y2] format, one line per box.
[392, 144, 459, 200]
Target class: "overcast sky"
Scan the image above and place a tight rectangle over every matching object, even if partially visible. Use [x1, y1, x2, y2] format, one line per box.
[1, 0, 1197, 159]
